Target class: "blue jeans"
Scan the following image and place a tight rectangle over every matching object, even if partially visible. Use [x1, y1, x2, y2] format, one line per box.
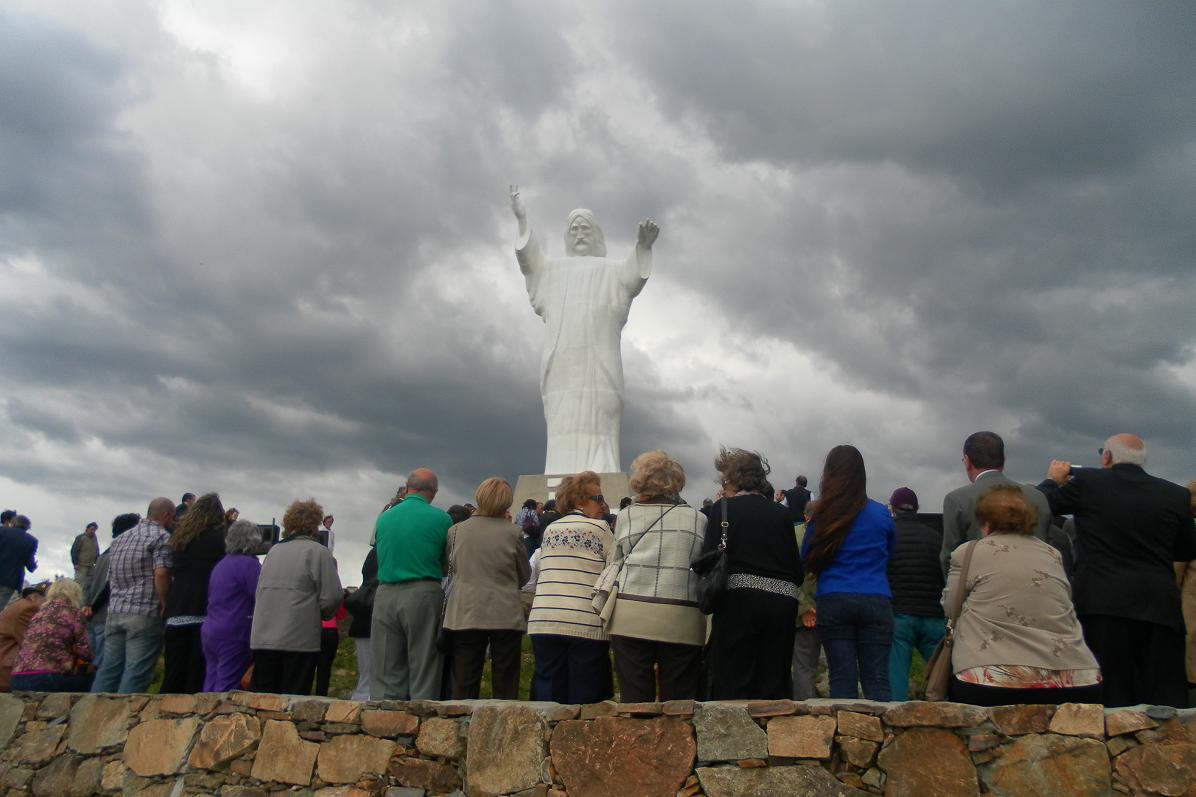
[88, 622, 106, 674]
[817, 593, 894, 701]
[91, 613, 164, 694]
[889, 614, 946, 701]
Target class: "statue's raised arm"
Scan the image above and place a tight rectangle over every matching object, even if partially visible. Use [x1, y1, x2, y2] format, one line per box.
[637, 219, 659, 250]
[510, 184, 528, 240]
[635, 219, 659, 280]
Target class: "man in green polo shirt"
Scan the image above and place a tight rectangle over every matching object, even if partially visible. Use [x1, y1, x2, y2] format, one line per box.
[370, 467, 452, 700]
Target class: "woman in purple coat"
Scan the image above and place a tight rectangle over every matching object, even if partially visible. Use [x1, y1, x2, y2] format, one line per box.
[202, 520, 263, 692]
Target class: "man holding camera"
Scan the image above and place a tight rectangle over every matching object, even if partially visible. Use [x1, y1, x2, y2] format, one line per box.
[1040, 433, 1196, 707]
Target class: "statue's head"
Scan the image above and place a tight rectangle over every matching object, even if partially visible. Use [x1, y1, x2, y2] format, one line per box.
[564, 209, 606, 257]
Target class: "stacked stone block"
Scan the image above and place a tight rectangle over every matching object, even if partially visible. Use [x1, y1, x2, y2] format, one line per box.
[0, 690, 1192, 796]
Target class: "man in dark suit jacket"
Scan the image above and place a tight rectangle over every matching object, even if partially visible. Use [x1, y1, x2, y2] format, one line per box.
[779, 476, 812, 524]
[1039, 433, 1196, 707]
[940, 431, 1052, 575]
[0, 517, 38, 608]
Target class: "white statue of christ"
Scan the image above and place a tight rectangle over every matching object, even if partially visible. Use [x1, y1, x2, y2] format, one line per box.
[510, 185, 659, 475]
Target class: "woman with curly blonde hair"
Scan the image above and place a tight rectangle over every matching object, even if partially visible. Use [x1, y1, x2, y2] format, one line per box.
[162, 492, 227, 693]
[11, 579, 92, 692]
[249, 499, 343, 695]
[606, 451, 708, 701]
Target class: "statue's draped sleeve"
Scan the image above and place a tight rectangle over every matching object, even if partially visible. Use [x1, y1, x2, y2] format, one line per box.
[516, 226, 541, 275]
[516, 227, 546, 318]
[627, 243, 652, 296]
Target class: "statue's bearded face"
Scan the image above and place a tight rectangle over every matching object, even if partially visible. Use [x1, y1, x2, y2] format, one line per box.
[563, 210, 607, 257]
[569, 217, 594, 254]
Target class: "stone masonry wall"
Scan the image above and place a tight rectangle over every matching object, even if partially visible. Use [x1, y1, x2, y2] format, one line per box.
[0, 691, 1193, 796]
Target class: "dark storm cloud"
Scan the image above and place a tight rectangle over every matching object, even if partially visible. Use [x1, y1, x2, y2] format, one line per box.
[582, 2, 1196, 480]
[606, 1, 1196, 195]
[2, 0, 1193, 582]
[0, 12, 157, 282]
[0, 2, 604, 491]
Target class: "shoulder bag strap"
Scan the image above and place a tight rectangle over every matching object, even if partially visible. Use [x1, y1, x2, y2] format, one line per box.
[947, 540, 979, 623]
[719, 497, 729, 550]
[624, 503, 680, 555]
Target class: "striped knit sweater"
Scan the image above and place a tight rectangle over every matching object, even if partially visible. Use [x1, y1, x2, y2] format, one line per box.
[527, 513, 613, 641]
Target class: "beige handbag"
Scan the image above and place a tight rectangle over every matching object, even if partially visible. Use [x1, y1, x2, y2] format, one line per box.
[923, 540, 978, 702]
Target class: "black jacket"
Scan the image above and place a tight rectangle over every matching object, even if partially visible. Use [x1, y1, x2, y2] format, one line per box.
[702, 494, 802, 585]
[163, 526, 226, 620]
[347, 547, 378, 638]
[783, 487, 811, 523]
[887, 512, 945, 618]
[1038, 464, 1196, 632]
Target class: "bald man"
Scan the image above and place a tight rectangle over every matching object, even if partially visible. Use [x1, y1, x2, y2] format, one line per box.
[1040, 434, 1196, 707]
[91, 497, 175, 694]
[370, 468, 452, 700]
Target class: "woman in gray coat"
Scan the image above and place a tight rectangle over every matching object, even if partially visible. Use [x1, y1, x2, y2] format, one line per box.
[249, 499, 342, 695]
[442, 478, 531, 699]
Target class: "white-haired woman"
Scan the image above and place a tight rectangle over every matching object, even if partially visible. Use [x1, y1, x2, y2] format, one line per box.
[11, 579, 92, 692]
[202, 519, 263, 692]
[606, 451, 708, 701]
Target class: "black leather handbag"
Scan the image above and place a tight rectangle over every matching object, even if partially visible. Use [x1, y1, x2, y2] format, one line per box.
[691, 498, 730, 615]
[343, 578, 377, 617]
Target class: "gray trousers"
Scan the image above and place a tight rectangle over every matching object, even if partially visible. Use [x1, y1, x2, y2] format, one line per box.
[792, 626, 822, 700]
[370, 581, 444, 700]
[351, 638, 371, 701]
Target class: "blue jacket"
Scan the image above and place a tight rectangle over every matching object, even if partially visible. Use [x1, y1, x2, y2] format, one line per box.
[0, 527, 38, 590]
[802, 499, 895, 598]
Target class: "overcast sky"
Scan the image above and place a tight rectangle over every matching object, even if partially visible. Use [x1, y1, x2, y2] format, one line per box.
[2, 1, 1194, 584]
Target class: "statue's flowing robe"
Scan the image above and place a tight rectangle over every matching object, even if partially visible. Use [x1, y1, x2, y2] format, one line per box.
[516, 227, 650, 474]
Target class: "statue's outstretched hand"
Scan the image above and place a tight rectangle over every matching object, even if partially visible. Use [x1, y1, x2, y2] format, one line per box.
[510, 184, 526, 222]
[637, 219, 660, 248]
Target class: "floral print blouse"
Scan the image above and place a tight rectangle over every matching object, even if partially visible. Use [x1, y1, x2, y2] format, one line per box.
[13, 599, 91, 675]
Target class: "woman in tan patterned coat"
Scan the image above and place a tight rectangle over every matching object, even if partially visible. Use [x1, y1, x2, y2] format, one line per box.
[944, 484, 1100, 706]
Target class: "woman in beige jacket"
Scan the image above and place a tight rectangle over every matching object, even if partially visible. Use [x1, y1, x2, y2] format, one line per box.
[944, 484, 1100, 706]
[442, 478, 531, 699]
[606, 450, 708, 701]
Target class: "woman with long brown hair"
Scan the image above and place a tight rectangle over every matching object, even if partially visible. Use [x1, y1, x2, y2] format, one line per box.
[162, 492, 228, 693]
[801, 445, 896, 700]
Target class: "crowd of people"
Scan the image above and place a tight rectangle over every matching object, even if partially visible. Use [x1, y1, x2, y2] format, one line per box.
[0, 429, 1193, 710]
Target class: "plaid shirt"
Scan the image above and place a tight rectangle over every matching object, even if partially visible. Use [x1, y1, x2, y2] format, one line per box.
[107, 519, 173, 616]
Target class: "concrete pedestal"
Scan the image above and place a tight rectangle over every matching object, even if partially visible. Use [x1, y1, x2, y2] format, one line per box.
[512, 472, 630, 515]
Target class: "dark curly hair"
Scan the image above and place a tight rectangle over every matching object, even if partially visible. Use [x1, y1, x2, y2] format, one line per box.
[714, 447, 771, 495]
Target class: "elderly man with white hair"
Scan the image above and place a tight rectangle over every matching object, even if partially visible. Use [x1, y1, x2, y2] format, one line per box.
[1039, 433, 1196, 707]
